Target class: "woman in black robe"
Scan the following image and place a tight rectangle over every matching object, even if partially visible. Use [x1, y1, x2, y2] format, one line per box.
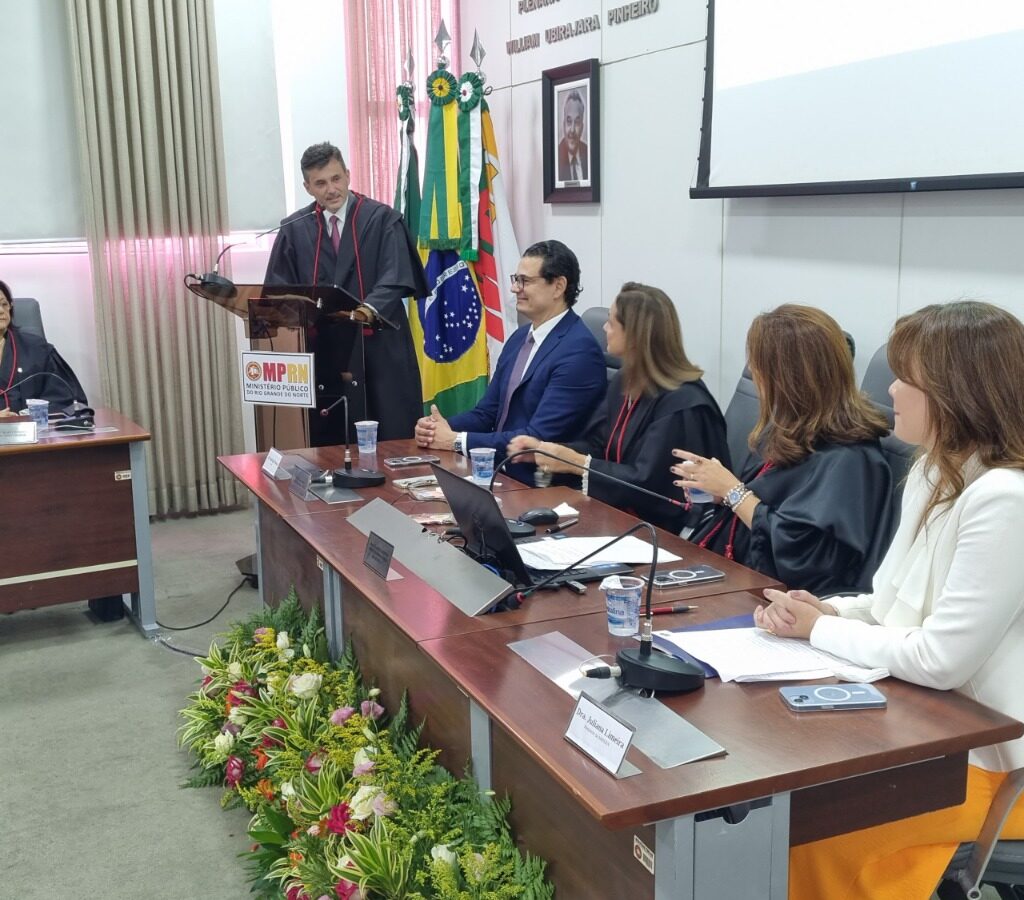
[673, 304, 896, 595]
[508, 282, 730, 533]
[0, 279, 88, 414]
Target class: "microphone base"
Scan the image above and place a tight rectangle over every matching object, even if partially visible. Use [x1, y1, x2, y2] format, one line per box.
[198, 272, 238, 299]
[332, 468, 386, 488]
[616, 646, 705, 693]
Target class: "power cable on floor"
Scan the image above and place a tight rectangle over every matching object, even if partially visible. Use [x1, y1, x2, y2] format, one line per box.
[156, 636, 205, 657]
[156, 576, 251, 632]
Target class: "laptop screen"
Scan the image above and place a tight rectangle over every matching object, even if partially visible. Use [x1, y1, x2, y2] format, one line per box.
[430, 463, 533, 587]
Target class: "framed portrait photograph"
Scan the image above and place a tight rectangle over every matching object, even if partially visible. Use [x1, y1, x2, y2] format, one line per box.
[542, 58, 600, 204]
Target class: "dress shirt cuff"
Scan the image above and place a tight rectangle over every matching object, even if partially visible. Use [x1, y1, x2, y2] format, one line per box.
[581, 455, 593, 495]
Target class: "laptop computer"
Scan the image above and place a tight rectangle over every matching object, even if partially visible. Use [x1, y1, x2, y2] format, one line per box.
[430, 463, 632, 590]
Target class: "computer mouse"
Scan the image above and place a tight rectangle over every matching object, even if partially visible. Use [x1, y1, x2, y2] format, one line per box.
[518, 507, 559, 526]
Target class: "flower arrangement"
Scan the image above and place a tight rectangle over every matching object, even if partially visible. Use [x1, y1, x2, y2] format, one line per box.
[179, 591, 552, 900]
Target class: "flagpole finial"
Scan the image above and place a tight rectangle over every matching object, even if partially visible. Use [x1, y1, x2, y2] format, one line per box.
[470, 30, 486, 79]
[434, 19, 451, 68]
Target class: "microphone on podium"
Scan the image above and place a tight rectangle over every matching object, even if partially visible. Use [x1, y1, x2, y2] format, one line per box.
[185, 207, 321, 296]
[492, 446, 705, 693]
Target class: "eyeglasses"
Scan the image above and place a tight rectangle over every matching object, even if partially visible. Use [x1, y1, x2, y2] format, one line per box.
[509, 274, 544, 290]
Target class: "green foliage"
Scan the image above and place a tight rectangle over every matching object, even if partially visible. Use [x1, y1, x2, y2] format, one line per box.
[178, 597, 552, 900]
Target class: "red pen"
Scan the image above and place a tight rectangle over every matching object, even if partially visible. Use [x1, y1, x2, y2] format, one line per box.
[651, 604, 699, 615]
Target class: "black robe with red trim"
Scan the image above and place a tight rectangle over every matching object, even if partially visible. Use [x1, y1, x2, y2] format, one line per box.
[568, 374, 731, 533]
[0, 326, 88, 413]
[263, 194, 427, 443]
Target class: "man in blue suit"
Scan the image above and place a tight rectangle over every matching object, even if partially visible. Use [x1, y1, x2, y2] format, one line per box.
[414, 240, 606, 479]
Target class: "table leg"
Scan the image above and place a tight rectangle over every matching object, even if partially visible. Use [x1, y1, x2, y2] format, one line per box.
[127, 441, 157, 636]
[470, 700, 492, 791]
[323, 563, 343, 662]
[655, 793, 790, 900]
[254, 499, 266, 607]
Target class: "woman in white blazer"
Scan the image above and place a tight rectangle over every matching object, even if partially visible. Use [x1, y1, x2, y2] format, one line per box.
[756, 300, 1024, 900]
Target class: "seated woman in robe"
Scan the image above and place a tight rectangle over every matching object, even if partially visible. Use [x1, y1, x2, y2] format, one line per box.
[507, 282, 730, 533]
[673, 304, 894, 594]
[757, 300, 1024, 900]
[0, 279, 88, 415]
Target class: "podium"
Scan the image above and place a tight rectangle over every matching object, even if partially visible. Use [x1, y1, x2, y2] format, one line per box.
[186, 279, 377, 450]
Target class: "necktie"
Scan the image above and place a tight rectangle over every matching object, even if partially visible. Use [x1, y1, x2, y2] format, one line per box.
[496, 333, 535, 431]
[571, 158, 579, 181]
[330, 214, 341, 253]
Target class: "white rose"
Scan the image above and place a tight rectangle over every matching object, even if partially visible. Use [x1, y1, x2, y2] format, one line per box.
[280, 780, 296, 800]
[227, 661, 243, 680]
[213, 732, 234, 756]
[200, 664, 214, 677]
[349, 784, 381, 820]
[287, 672, 323, 700]
[430, 844, 457, 866]
[227, 705, 248, 725]
[276, 631, 290, 651]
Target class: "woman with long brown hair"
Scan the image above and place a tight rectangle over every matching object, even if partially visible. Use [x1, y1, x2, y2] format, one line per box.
[674, 304, 895, 593]
[756, 300, 1024, 899]
[508, 282, 729, 532]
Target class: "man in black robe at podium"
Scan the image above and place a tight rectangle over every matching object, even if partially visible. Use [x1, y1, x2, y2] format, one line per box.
[264, 142, 427, 443]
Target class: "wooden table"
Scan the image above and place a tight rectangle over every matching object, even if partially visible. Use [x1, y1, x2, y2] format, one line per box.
[0, 407, 156, 634]
[218, 441, 1024, 899]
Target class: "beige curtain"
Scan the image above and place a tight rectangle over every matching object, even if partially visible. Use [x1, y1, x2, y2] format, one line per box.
[66, 0, 245, 516]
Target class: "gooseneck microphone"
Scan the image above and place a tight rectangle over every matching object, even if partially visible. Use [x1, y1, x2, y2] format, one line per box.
[489, 447, 685, 510]
[0, 370, 92, 420]
[184, 207, 321, 295]
[329, 395, 385, 489]
[494, 446, 704, 693]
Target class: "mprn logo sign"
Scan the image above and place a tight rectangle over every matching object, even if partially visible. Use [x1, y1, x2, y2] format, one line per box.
[241, 351, 315, 407]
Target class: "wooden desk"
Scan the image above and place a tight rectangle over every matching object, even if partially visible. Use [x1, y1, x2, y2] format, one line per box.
[0, 407, 156, 634]
[219, 443, 1023, 898]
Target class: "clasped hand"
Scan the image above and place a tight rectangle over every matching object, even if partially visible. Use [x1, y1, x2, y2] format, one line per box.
[754, 588, 836, 640]
[505, 436, 584, 473]
[414, 404, 456, 450]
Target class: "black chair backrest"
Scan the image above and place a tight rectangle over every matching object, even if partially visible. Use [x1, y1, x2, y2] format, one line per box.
[12, 298, 46, 341]
[861, 342, 895, 427]
[579, 305, 621, 380]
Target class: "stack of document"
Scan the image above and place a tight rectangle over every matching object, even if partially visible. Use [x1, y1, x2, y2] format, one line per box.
[517, 535, 682, 570]
[654, 627, 888, 683]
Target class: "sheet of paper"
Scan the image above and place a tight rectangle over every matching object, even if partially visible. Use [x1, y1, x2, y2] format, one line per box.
[516, 535, 682, 570]
[653, 627, 885, 683]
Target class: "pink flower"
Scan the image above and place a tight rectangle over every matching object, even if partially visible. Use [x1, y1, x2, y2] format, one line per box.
[352, 759, 374, 777]
[272, 717, 287, 729]
[253, 627, 272, 642]
[326, 803, 352, 835]
[225, 754, 245, 788]
[304, 753, 323, 774]
[221, 722, 240, 736]
[330, 706, 356, 726]
[335, 880, 359, 900]
[286, 885, 309, 900]
[371, 793, 396, 818]
[226, 680, 256, 708]
[360, 700, 384, 720]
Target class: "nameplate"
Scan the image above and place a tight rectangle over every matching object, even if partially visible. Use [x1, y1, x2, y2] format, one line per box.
[565, 691, 635, 776]
[287, 459, 322, 501]
[261, 447, 290, 480]
[0, 421, 37, 445]
[363, 531, 395, 580]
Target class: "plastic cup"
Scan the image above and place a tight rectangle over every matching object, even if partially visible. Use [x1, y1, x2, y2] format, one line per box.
[354, 420, 378, 454]
[469, 447, 496, 484]
[26, 399, 49, 432]
[680, 460, 715, 504]
[602, 575, 644, 636]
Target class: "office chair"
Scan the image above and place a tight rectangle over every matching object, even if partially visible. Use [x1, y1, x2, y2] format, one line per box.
[579, 306, 621, 381]
[938, 767, 1024, 899]
[12, 298, 47, 341]
[858, 342, 917, 499]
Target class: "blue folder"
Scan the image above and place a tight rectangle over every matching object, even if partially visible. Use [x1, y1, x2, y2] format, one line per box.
[651, 612, 755, 678]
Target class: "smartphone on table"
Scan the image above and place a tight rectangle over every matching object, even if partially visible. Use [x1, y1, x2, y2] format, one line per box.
[779, 683, 887, 711]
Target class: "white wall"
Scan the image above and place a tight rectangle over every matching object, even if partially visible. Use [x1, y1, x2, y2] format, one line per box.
[461, 0, 1024, 400]
[0, 0, 349, 416]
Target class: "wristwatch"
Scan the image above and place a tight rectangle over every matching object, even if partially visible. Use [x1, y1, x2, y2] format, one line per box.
[724, 482, 751, 510]
[453, 434, 465, 456]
